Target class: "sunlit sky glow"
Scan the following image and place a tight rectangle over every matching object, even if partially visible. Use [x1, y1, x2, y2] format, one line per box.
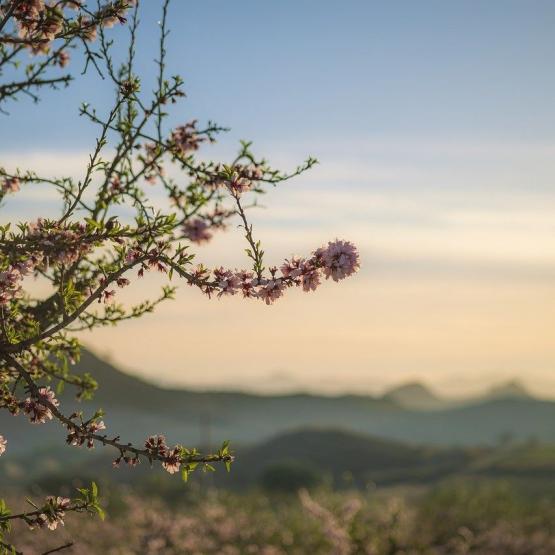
[3, 1, 555, 396]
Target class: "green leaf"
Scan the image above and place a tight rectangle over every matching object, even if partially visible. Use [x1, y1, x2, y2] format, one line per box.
[94, 503, 105, 521]
[56, 380, 65, 395]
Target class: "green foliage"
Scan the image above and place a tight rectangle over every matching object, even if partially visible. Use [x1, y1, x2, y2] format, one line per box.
[0, 499, 11, 534]
[76, 482, 105, 521]
[260, 461, 325, 493]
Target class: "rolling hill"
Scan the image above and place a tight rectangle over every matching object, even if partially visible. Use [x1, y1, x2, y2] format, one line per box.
[4, 426, 554, 493]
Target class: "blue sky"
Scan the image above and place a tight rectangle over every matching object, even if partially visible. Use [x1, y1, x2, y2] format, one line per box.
[3, 1, 555, 396]
[4, 0, 555, 149]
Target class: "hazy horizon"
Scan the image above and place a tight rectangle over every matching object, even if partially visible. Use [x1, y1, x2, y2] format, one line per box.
[88, 344, 550, 401]
[3, 0, 555, 397]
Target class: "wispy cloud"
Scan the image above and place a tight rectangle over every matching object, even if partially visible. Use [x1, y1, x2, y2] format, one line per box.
[4, 144, 555, 396]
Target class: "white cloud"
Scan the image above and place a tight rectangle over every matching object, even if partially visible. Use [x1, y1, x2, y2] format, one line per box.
[5, 145, 555, 396]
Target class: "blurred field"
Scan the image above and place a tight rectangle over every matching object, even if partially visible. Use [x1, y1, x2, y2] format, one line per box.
[5, 476, 555, 554]
[4, 351, 555, 553]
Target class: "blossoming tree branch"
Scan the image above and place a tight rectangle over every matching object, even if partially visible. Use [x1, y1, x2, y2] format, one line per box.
[0, 0, 359, 552]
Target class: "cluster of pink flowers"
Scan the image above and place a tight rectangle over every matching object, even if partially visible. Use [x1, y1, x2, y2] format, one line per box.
[227, 173, 252, 195]
[29, 496, 71, 531]
[144, 434, 168, 457]
[27, 218, 92, 266]
[280, 256, 321, 292]
[197, 239, 359, 304]
[315, 239, 360, 282]
[23, 386, 59, 424]
[224, 163, 264, 196]
[1, 176, 20, 194]
[10, 0, 131, 55]
[116, 277, 130, 288]
[0, 254, 41, 305]
[98, 1, 130, 28]
[180, 206, 232, 243]
[14, 0, 60, 55]
[13, 0, 44, 21]
[229, 163, 264, 184]
[144, 434, 182, 474]
[197, 162, 264, 196]
[108, 175, 123, 194]
[124, 244, 170, 278]
[125, 248, 143, 265]
[96, 275, 130, 305]
[66, 419, 105, 448]
[212, 267, 241, 296]
[182, 218, 213, 244]
[170, 120, 206, 156]
[57, 49, 70, 67]
[79, 16, 98, 42]
[0, 388, 20, 416]
[0, 434, 6, 456]
[0, 265, 25, 305]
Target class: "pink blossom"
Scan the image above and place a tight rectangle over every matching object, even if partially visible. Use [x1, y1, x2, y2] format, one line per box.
[125, 248, 142, 264]
[280, 257, 305, 279]
[301, 266, 321, 292]
[14, 258, 36, 276]
[90, 420, 106, 433]
[170, 121, 205, 155]
[103, 289, 116, 304]
[147, 258, 167, 273]
[23, 386, 59, 424]
[0, 267, 24, 305]
[81, 18, 98, 42]
[1, 176, 20, 194]
[183, 218, 213, 244]
[162, 447, 181, 474]
[40, 14, 63, 41]
[25, 220, 92, 266]
[213, 267, 240, 297]
[228, 174, 251, 195]
[38, 386, 60, 407]
[145, 434, 169, 458]
[317, 239, 360, 282]
[14, 0, 44, 20]
[235, 270, 256, 298]
[57, 50, 70, 68]
[66, 419, 105, 449]
[109, 175, 122, 193]
[42, 496, 71, 530]
[124, 455, 140, 467]
[257, 279, 285, 305]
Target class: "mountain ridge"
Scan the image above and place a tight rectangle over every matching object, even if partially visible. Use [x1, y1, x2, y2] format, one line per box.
[80, 349, 537, 407]
[2, 349, 553, 455]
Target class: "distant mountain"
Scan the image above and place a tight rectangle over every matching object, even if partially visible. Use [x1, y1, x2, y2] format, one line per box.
[2, 349, 555, 458]
[383, 381, 445, 410]
[382, 379, 535, 410]
[482, 380, 532, 401]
